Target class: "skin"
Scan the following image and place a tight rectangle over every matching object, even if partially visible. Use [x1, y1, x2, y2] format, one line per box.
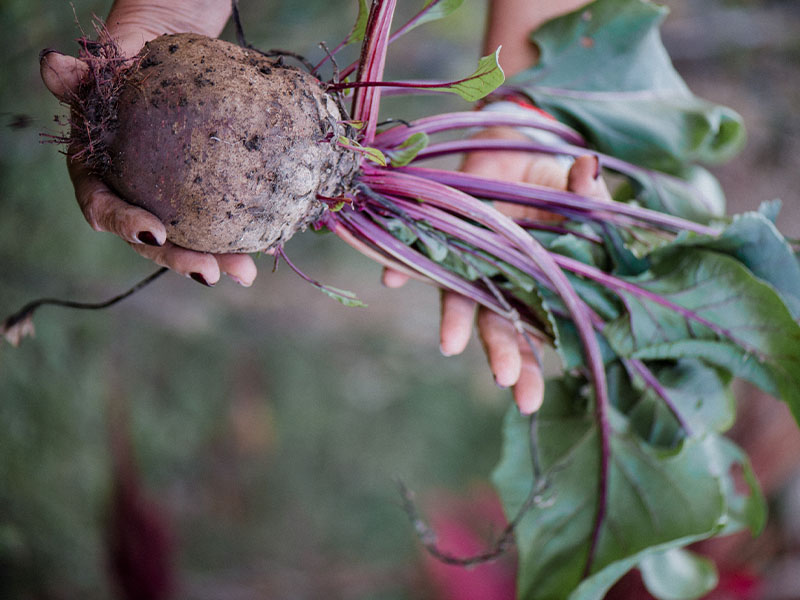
[40, 0, 601, 413]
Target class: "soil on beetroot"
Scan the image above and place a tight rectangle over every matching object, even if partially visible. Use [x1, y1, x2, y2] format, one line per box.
[78, 33, 359, 253]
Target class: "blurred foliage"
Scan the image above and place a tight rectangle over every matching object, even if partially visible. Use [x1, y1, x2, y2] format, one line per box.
[0, 1, 502, 599]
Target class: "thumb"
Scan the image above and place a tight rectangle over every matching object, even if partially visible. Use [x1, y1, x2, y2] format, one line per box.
[567, 155, 611, 201]
[40, 51, 88, 100]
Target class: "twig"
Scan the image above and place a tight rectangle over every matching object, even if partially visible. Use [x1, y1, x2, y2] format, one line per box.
[398, 414, 552, 567]
[2, 267, 168, 346]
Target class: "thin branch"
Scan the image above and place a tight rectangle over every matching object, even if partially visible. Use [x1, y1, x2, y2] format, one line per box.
[397, 473, 551, 567]
[2, 267, 168, 346]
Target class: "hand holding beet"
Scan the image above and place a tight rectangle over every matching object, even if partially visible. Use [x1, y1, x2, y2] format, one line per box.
[39, 0, 256, 287]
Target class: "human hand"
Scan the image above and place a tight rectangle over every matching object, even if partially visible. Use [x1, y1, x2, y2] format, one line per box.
[39, 0, 256, 287]
[383, 127, 609, 414]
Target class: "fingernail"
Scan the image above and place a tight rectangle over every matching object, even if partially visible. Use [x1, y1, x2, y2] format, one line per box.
[136, 231, 162, 246]
[440, 344, 453, 357]
[228, 274, 252, 288]
[190, 272, 214, 287]
[39, 48, 63, 64]
[494, 376, 509, 389]
[592, 155, 601, 180]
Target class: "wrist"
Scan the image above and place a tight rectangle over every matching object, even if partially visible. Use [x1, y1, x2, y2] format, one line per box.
[105, 0, 231, 56]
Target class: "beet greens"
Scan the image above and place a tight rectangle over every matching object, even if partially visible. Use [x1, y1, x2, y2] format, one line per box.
[308, 0, 799, 597]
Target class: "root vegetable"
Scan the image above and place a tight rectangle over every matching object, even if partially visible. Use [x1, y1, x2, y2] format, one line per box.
[71, 33, 358, 253]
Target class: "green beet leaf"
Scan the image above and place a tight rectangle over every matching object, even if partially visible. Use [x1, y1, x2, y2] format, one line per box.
[387, 132, 430, 167]
[604, 249, 800, 424]
[345, 0, 370, 44]
[429, 48, 505, 102]
[617, 165, 727, 225]
[491, 376, 763, 600]
[665, 211, 800, 319]
[609, 359, 734, 448]
[511, 0, 745, 173]
[639, 548, 718, 600]
[401, 0, 465, 34]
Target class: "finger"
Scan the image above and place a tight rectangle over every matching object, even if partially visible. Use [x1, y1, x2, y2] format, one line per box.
[216, 253, 257, 287]
[440, 292, 476, 356]
[477, 309, 522, 388]
[68, 160, 167, 245]
[382, 267, 410, 288]
[514, 340, 545, 414]
[130, 241, 221, 286]
[461, 147, 529, 182]
[567, 155, 611, 201]
[523, 154, 569, 190]
[40, 51, 87, 99]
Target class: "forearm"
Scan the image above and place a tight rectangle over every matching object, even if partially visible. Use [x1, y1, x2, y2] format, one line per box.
[485, 0, 591, 76]
[105, 0, 231, 56]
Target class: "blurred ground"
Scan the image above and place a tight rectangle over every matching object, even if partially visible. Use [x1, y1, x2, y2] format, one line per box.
[0, 0, 798, 599]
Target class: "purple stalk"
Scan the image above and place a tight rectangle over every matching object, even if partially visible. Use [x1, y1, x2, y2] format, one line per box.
[381, 189, 740, 426]
[374, 110, 586, 148]
[377, 193, 606, 327]
[624, 358, 692, 434]
[359, 168, 613, 572]
[400, 166, 718, 236]
[336, 210, 512, 318]
[338, 0, 456, 82]
[409, 137, 718, 216]
[381, 193, 551, 286]
[352, 0, 396, 143]
[553, 254, 766, 359]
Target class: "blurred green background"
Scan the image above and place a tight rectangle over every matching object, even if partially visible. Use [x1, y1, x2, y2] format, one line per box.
[1, 0, 799, 598]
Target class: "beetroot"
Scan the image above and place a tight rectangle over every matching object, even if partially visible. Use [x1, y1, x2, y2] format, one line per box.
[72, 33, 358, 253]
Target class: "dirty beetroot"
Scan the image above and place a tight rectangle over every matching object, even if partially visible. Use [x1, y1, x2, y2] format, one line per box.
[74, 33, 358, 253]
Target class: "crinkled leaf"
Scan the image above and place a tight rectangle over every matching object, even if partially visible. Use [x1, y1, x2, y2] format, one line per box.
[619, 166, 727, 224]
[387, 132, 430, 167]
[344, 0, 370, 44]
[601, 225, 652, 276]
[666, 212, 800, 319]
[415, 228, 449, 262]
[491, 380, 762, 600]
[758, 199, 781, 224]
[512, 0, 745, 172]
[609, 359, 734, 448]
[639, 548, 718, 600]
[428, 48, 505, 102]
[604, 250, 800, 424]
